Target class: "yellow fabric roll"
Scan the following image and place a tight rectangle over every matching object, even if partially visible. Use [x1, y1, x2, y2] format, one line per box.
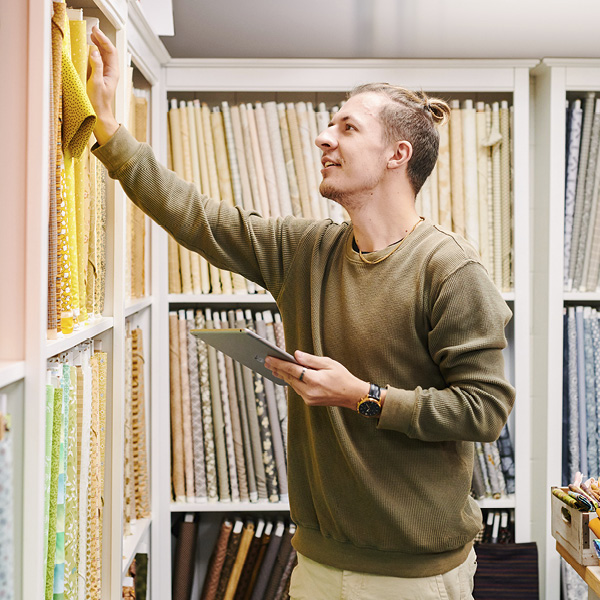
[94, 165, 106, 315]
[124, 330, 135, 532]
[449, 101, 465, 237]
[475, 103, 490, 272]
[277, 102, 302, 217]
[296, 102, 322, 219]
[286, 103, 312, 218]
[437, 122, 452, 231]
[211, 108, 235, 207]
[168, 236, 182, 294]
[85, 148, 96, 315]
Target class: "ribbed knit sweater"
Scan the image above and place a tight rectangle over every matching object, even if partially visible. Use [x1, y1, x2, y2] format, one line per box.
[93, 126, 515, 578]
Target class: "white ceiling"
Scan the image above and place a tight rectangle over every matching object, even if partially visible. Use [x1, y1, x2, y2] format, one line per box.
[160, 0, 600, 60]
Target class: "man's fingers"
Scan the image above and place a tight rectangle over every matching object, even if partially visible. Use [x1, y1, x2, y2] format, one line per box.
[88, 46, 103, 82]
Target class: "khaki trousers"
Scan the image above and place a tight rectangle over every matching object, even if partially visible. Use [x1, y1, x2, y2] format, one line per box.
[289, 547, 477, 600]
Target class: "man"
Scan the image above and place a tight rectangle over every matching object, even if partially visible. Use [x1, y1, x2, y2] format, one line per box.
[88, 27, 514, 599]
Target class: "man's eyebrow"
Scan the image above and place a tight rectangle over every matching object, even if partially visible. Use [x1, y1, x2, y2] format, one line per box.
[328, 114, 361, 127]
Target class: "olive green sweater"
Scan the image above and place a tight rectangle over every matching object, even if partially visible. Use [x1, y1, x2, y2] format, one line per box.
[93, 126, 515, 578]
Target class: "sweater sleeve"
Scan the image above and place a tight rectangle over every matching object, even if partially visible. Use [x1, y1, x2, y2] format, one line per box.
[92, 125, 314, 296]
[377, 260, 515, 442]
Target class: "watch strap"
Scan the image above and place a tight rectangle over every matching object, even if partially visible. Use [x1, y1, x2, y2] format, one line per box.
[368, 383, 381, 401]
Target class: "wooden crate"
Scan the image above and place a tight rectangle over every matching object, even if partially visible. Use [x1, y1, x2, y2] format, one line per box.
[551, 487, 598, 566]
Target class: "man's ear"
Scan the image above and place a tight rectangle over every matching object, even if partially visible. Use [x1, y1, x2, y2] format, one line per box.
[388, 140, 412, 170]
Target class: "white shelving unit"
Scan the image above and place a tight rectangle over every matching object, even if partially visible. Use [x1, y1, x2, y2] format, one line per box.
[151, 57, 535, 595]
[532, 58, 600, 600]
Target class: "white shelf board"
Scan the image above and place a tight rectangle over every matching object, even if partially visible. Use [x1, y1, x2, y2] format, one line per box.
[45, 317, 114, 358]
[563, 292, 600, 302]
[122, 517, 152, 579]
[476, 495, 516, 510]
[168, 293, 276, 305]
[501, 291, 515, 302]
[0, 360, 26, 389]
[125, 296, 153, 318]
[171, 500, 290, 513]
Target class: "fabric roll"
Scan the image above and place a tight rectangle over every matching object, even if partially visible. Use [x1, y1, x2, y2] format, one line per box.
[250, 521, 284, 600]
[575, 100, 600, 290]
[47, 51, 57, 337]
[64, 365, 78, 599]
[191, 101, 212, 293]
[263, 524, 295, 600]
[77, 349, 92, 600]
[255, 103, 281, 217]
[131, 328, 151, 517]
[213, 312, 240, 502]
[220, 314, 248, 502]
[273, 549, 297, 600]
[168, 235, 182, 294]
[190, 251, 202, 295]
[471, 450, 486, 499]
[296, 102, 322, 219]
[476, 103, 491, 271]
[583, 309, 598, 475]
[569, 93, 596, 288]
[169, 312, 186, 501]
[266, 312, 288, 462]
[564, 100, 583, 288]
[201, 103, 225, 294]
[178, 311, 196, 501]
[211, 108, 235, 206]
[195, 310, 219, 502]
[306, 102, 329, 219]
[94, 166, 107, 316]
[483, 442, 502, 499]
[429, 164, 440, 225]
[256, 318, 288, 501]
[485, 105, 496, 282]
[277, 103, 302, 217]
[286, 103, 312, 218]
[124, 330, 135, 531]
[241, 522, 272, 600]
[216, 520, 244, 599]
[185, 102, 202, 192]
[96, 352, 108, 587]
[234, 520, 264, 600]
[575, 307, 588, 473]
[449, 100, 465, 237]
[230, 104, 254, 211]
[245, 104, 271, 218]
[462, 100, 480, 251]
[496, 424, 515, 494]
[264, 101, 293, 216]
[582, 114, 600, 292]
[43, 385, 55, 595]
[474, 441, 492, 497]
[229, 310, 257, 502]
[206, 310, 231, 501]
[201, 520, 233, 600]
[567, 306, 580, 481]
[562, 310, 571, 486]
[239, 104, 261, 214]
[172, 514, 198, 600]
[436, 121, 452, 231]
[239, 310, 268, 501]
[499, 102, 512, 290]
[486, 103, 503, 288]
[224, 521, 256, 600]
[0, 400, 14, 600]
[491, 441, 507, 496]
[178, 242, 193, 295]
[186, 311, 207, 502]
[179, 100, 194, 185]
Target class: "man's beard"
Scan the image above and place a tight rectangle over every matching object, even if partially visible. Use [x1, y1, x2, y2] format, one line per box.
[319, 174, 380, 211]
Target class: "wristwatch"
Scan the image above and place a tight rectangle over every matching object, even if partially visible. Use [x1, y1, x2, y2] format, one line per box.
[356, 383, 383, 418]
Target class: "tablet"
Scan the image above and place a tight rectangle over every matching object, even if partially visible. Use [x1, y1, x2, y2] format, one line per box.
[191, 328, 298, 386]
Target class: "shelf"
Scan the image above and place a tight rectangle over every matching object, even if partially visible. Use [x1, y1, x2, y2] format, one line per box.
[171, 500, 290, 513]
[45, 317, 114, 358]
[476, 495, 516, 510]
[125, 297, 153, 318]
[0, 360, 26, 389]
[501, 292, 515, 302]
[564, 292, 600, 302]
[168, 293, 276, 305]
[122, 517, 152, 579]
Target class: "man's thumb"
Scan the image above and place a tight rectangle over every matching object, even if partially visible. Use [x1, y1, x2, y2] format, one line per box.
[87, 46, 103, 82]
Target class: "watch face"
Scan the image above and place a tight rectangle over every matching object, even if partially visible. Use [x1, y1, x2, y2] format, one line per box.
[358, 400, 381, 417]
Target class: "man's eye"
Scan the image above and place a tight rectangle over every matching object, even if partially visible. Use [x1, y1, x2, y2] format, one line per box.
[346, 124, 355, 131]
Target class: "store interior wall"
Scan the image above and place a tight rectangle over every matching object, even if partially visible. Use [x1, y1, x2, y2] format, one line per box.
[160, 0, 600, 60]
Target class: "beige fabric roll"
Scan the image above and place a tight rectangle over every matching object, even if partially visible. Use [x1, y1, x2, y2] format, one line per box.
[461, 100, 480, 251]
[239, 104, 261, 214]
[211, 108, 235, 206]
[85, 150, 96, 316]
[169, 312, 185, 501]
[449, 100, 465, 237]
[475, 103, 490, 272]
[437, 122, 452, 230]
[296, 102, 322, 219]
[485, 105, 496, 283]
[420, 177, 432, 220]
[201, 103, 224, 293]
[429, 164, 439, 224]
[168, 235, 182, 294]
[246, 103, 271, 217]
[487, 103, 503, 288]
[123, 330, 135, 532]
[191, 100, 212, 294]
[286, 103, 312, 218]
[178, 245, 193, 295]
[221, 101, 243, 207]
[264, 101, 293, 216]
[230, 104, 254, 212]
[255, 103, 281, 217]
[277, 102, 302, 217]
[223, 521, 256, 600]
[307, 102, 328, 219]
[499, 102, 512, 290]
[178, 310, 196, 501]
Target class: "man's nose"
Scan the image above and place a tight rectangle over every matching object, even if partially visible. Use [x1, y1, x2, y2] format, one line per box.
[315, 128, 337, 150]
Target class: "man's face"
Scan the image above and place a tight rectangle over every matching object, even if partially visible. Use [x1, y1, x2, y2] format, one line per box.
[315, 92, 393, 207]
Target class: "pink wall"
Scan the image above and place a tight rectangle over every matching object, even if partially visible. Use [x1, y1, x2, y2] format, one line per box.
[0, 0, 28, 360]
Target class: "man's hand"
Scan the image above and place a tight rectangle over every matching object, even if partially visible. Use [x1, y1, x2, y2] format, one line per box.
[265, 351, 371, 411]
[88, 26, 120, 145]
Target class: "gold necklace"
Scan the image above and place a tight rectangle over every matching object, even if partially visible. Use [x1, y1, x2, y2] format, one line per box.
[358, 217, 424, 265]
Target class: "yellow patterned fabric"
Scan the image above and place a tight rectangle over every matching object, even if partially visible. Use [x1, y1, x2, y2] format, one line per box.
[65, 366, 79, 599]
